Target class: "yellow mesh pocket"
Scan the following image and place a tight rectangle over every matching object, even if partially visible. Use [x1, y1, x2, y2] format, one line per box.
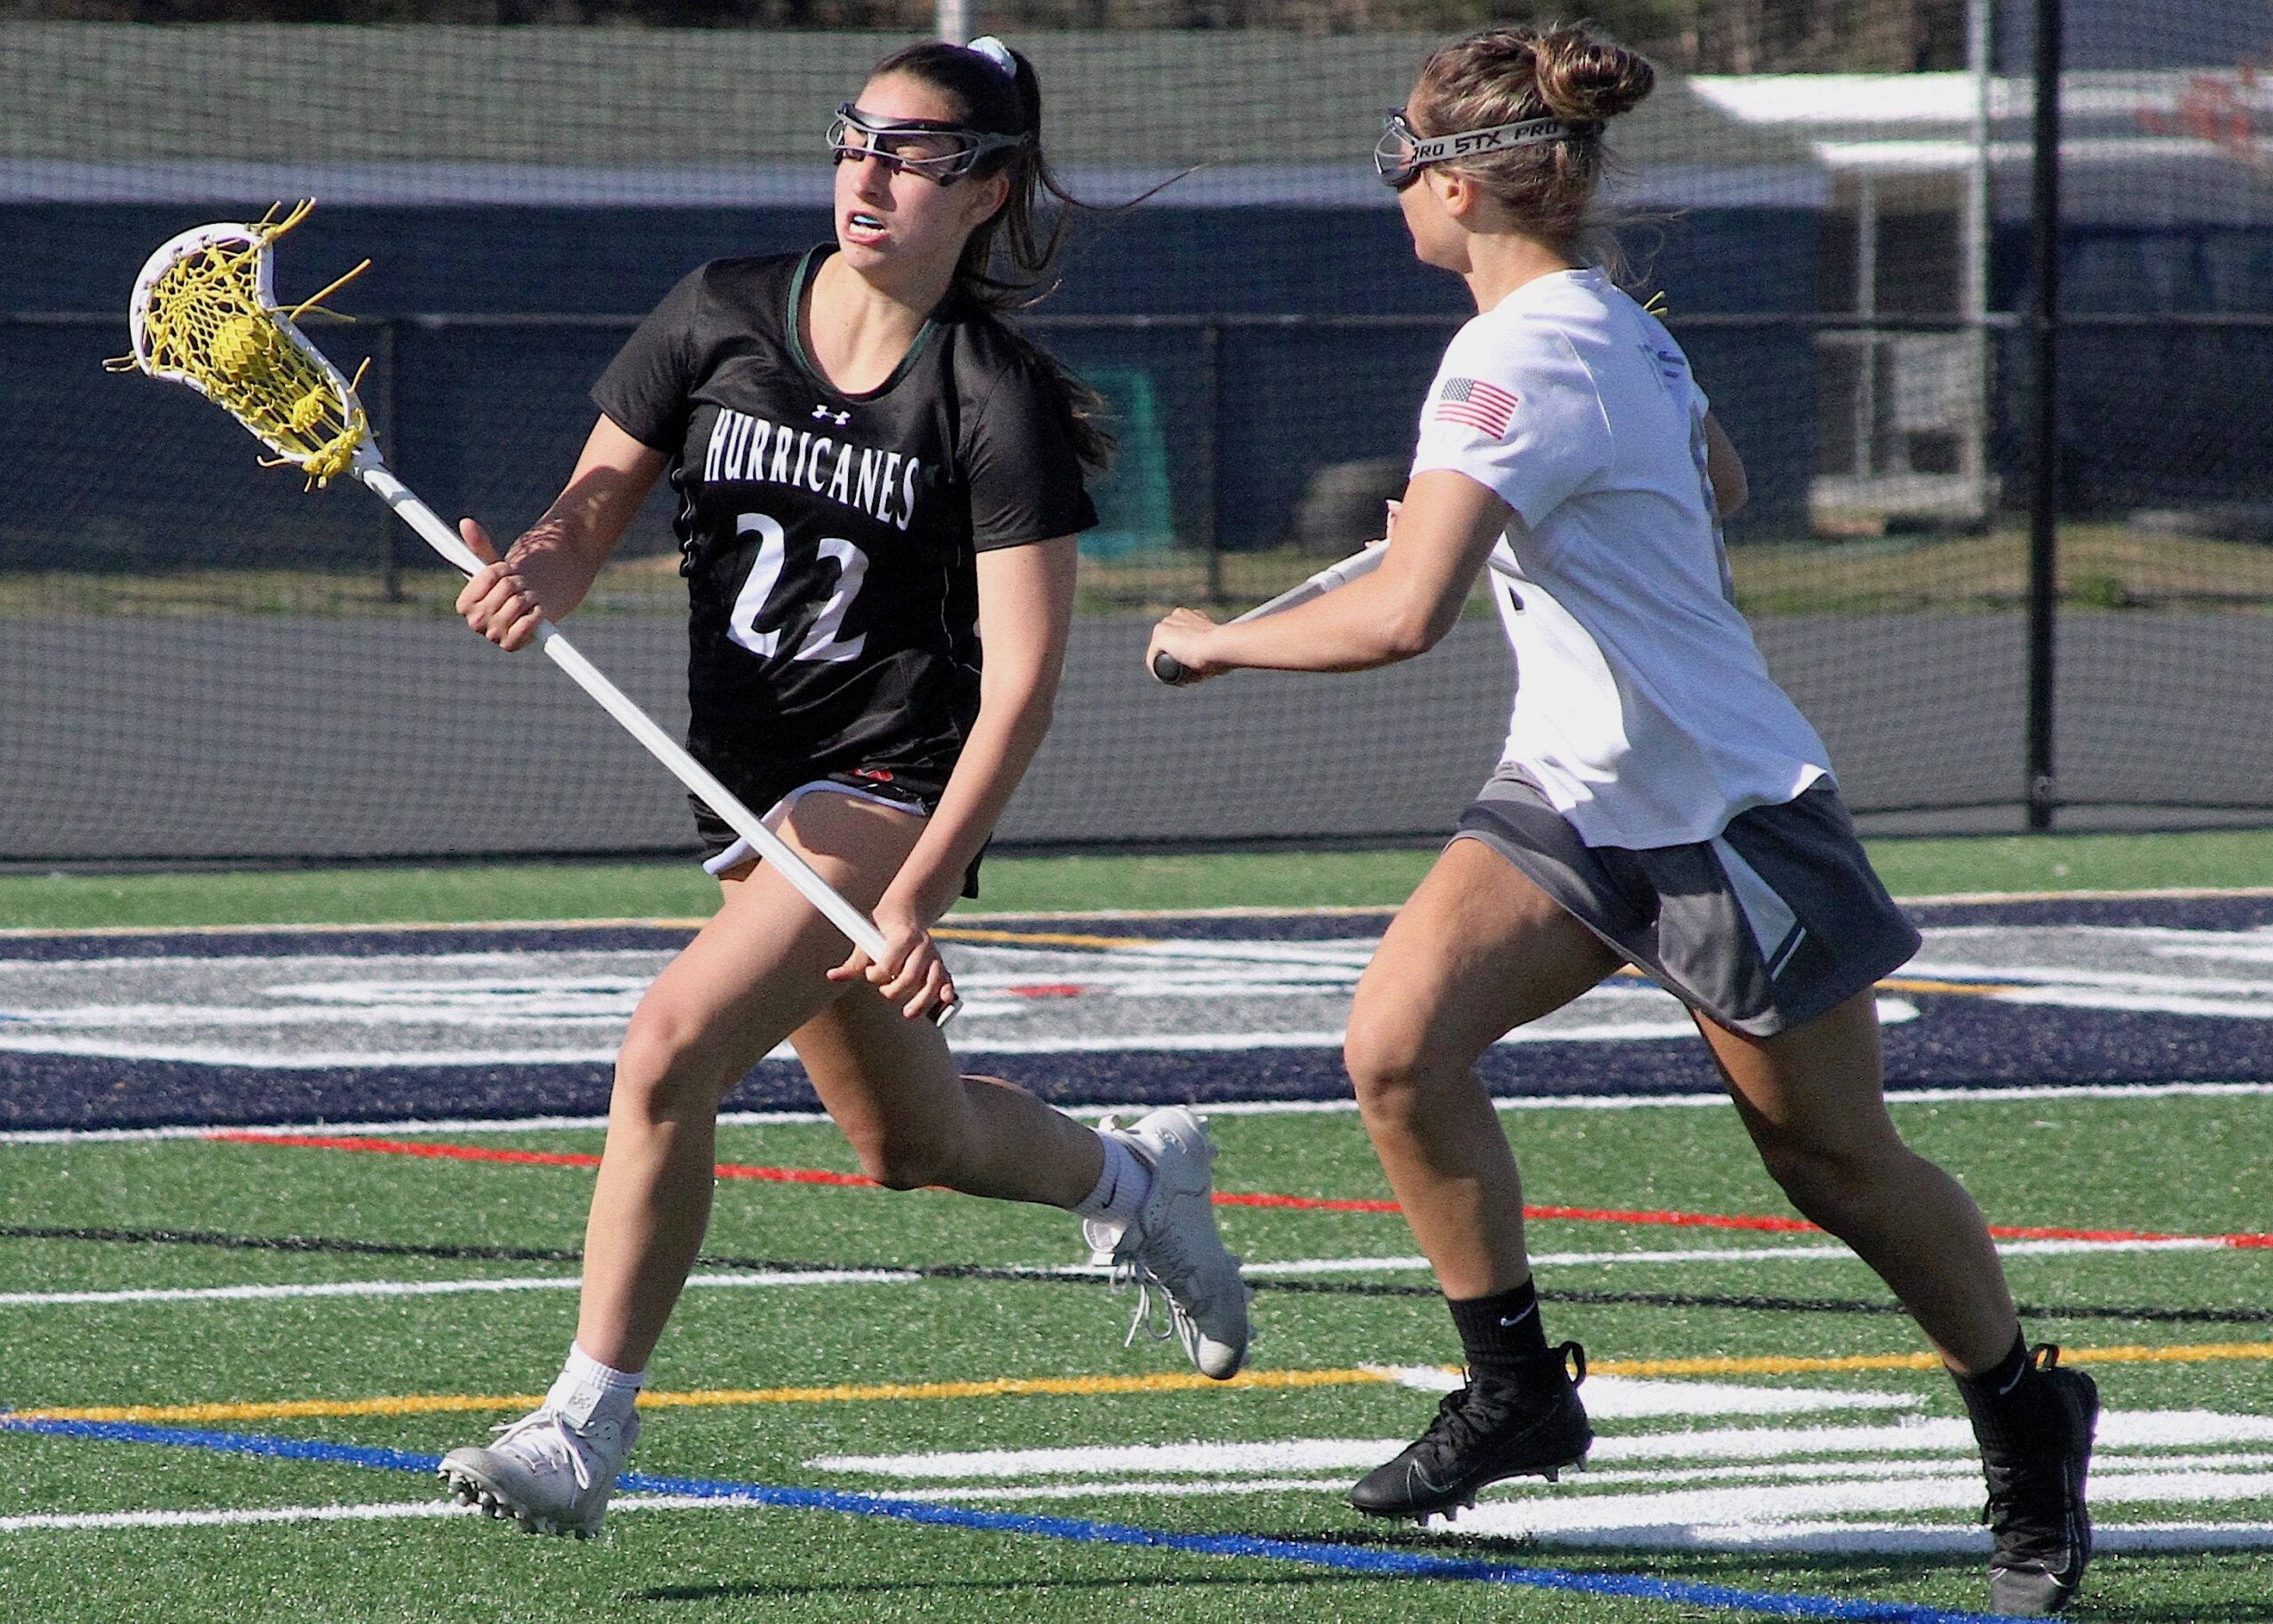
[110, 201, 373, 487]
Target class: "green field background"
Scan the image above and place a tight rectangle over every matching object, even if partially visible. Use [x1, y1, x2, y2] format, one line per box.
[0, 828, 2267, 931]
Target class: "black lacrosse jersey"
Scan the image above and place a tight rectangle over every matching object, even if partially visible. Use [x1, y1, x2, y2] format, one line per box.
[593, 245, 1097, 822]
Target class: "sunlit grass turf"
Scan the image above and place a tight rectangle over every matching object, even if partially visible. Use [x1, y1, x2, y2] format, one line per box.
[5, 825, 2273, 932]
[2, 1097, 2269, 1621]
[23, 1509, 2216, 1624]
[4, 1097, 2269, 1393]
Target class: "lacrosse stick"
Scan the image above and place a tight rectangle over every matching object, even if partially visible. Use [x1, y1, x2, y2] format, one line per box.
[108, 202, 954, 1022]
[1152, 540, 1525, 685]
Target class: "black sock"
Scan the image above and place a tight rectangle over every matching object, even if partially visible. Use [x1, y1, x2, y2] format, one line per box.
[1446, 1279, 1551, 1389]
[1952, 1331, 2041, 1454]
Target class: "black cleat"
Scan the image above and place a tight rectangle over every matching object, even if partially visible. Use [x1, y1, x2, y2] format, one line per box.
[1981, 1344, 2099, 1615]
[1349, 1342, 1591, 1522]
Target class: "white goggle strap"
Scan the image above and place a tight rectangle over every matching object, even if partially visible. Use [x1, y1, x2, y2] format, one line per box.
[1403, 115, 1595, 168]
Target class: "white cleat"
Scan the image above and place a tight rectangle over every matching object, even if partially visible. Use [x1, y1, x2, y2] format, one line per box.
[438, 1404, 638, 1540]
[1084, 1106, 1252, 1380]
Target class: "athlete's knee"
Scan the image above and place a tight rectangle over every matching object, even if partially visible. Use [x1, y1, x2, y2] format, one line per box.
[1344, 1005, 1458, 1117]
[1752, 1125, 1915, 1232]
[613, 1002, 739, 1120]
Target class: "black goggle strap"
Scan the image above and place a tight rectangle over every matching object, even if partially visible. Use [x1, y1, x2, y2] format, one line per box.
[1376, 112, 1599, 183]
[828, 104, 1029, 180]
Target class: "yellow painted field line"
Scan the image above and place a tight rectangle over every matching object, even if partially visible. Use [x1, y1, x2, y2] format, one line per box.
[932, 925, 1152, 950]
[2060, 1341, 2273, 1367]
[1878, 976, 2024, 996]
[20, 1343, 2273, 1425]
[10, 1365, 1395, 1425]
[1590, 1351, 1950, 1377]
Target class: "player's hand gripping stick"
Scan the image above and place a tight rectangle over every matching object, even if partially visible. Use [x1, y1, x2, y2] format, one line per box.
[1151, 544, 1393, 686]
[1151, 541, 1522, 685]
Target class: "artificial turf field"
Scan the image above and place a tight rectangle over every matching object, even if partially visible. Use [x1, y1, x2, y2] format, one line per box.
[1, 840, 2269, 1621]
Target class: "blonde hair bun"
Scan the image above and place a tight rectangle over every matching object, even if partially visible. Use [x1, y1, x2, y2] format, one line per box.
[1532, 28, 1656, 125]
[1411, 24, 1656, 255]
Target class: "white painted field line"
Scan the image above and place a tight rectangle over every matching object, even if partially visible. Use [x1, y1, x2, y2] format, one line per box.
[23, 1027, 1780, 1066]
[0, 1493, 751, 1536]
[19, 1494, 2261, 1553]
[0, 1270, 915, 1308]
[872, 1463, 2273, 1538]
[6, 1079, 2271, 1145]
[1244, 1235, 2225, 1272]
[882, 1477, 1354, 1502]
[867, 1470, 2273, 1517]
[1519, 1451, 2273, 1491]
[1359, 1371, 1922, 1417]
[816, 1411, 2273, 1483]
[0, 1501, 479, 1533]
[1, 1004, 631, 1032]
[1452, 1467, 2273, 1536]
[1590, 1411, 2273, 1462]
[0, 1038, 628, 1068]
[1532, 1519, 2273, 1555]
[1488, 1449, 2273, 1492]
[0, 887, 2253, 946]
[4, 1223, 2228, 1309]
[9, 1483, 2263, 1546]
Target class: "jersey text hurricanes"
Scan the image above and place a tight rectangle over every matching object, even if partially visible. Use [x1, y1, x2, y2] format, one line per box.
[701, 407, 923, 530]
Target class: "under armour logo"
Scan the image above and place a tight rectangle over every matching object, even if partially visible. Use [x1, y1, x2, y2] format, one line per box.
[812, 404, 851, 425]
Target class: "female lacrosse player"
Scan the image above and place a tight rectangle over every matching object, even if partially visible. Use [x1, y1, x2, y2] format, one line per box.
[435, 36, 1248, 1539]
[1146, 25, 2094, 1615]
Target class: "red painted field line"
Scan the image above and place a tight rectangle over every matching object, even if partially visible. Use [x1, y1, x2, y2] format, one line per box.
[204, 1131, 2273, 1249]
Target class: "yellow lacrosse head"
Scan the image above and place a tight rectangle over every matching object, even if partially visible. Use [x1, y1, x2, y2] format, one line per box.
[107, 200, 375, 488]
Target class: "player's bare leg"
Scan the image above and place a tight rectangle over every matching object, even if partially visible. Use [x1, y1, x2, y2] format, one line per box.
[787, 798, 1246, 1374]
[571, 794, 922, 1371]
[1343, 836, 1617, 1296]
[1692, 993, 2018, 1371]
[796, 1000, 1249, 1379]
[1695, 992, 2096, 1615]
[1342, 837, 1612, 1518]
[791, 978, 1101, 1207]
[440, 797, 893, 1533]
[580, 789, 1239, 1380]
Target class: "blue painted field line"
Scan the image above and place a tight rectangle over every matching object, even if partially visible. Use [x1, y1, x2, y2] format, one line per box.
[0, 1414, 2034, 1624]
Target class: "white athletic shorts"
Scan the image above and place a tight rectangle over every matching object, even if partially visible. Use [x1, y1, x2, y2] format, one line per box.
[1451, 770, 1921, 1037]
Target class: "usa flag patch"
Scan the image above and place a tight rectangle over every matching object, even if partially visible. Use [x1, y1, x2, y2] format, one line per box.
[1433, 376, 1518, 438]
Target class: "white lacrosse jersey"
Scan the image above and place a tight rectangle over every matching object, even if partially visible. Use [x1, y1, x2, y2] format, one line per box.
[1410, 266, 1830, 850]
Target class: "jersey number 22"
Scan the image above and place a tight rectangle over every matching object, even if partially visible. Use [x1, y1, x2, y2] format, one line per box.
[727, 511, 869, 665]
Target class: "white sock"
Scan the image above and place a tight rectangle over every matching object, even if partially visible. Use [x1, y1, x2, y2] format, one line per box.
[1072, 1129, 1152, 1229]
[546, 1343, 645, 1430]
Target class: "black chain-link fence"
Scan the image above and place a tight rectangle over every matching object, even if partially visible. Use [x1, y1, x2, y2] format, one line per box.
[5, 11, 2271, 863]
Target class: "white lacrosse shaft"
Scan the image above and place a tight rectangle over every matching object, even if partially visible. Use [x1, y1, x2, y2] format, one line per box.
[357, 458, 956, 1024]
[1151, 540, 1522, 685]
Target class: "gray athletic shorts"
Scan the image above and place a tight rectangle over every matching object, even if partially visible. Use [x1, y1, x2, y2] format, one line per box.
[1451, 771, 1921, 1038]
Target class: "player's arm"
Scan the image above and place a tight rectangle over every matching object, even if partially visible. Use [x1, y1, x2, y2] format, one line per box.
[1148, 469, 1509, 679]
[899, 535, 1077, 910]
[457, 414, 668, 652]
[1704, 411, 1747, 519]
[844, 534, 1081, 1014]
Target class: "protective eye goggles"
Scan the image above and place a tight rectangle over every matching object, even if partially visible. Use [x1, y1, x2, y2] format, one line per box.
[1373, 108, 1599, 189]
[827, 103, 1029, 185]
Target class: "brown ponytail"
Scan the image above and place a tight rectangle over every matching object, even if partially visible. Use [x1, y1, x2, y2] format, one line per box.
[1411, 24, 1656, 260]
